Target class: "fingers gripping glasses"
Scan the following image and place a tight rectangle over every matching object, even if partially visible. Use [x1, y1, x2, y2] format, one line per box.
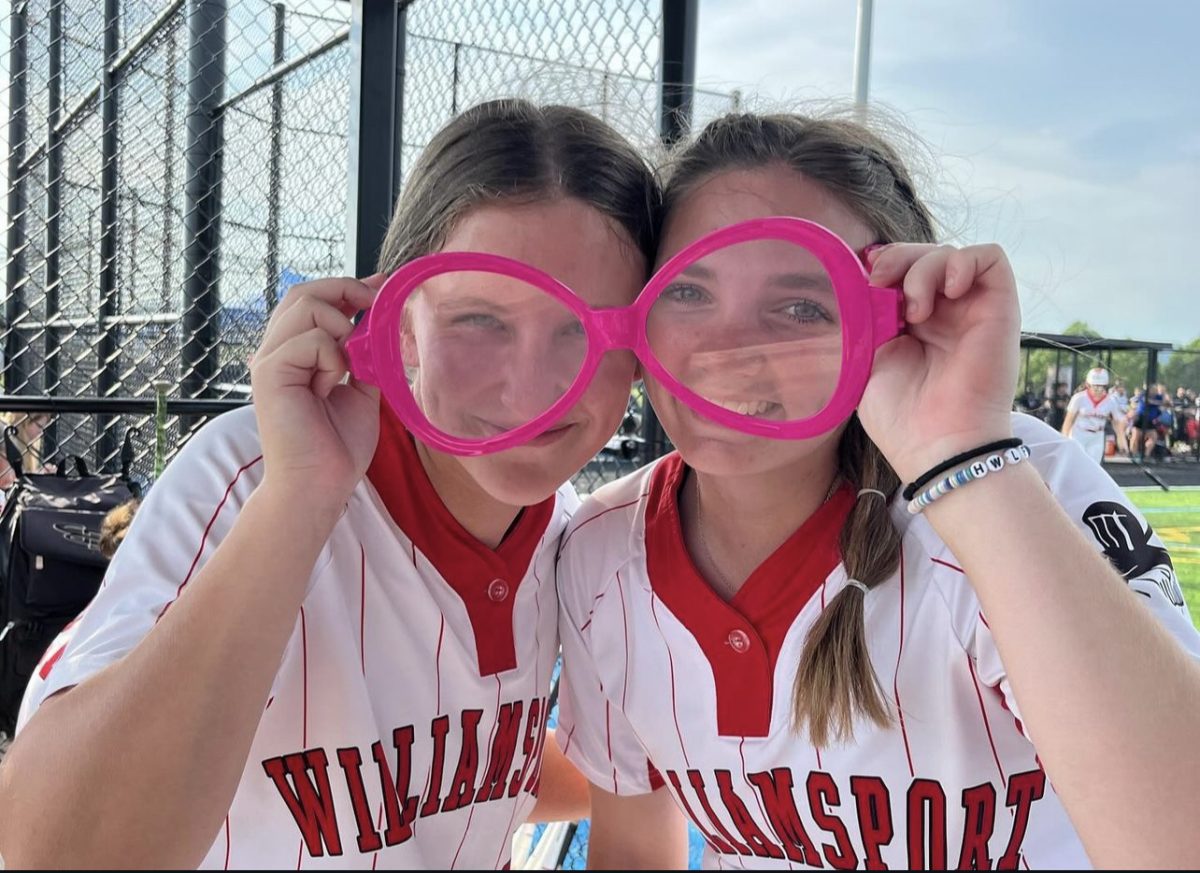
[346, 217, 905, 456]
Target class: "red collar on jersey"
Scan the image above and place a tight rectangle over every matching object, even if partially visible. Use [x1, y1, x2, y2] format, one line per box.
[367, 403, 556, 676]
[644, 454, 853, 737]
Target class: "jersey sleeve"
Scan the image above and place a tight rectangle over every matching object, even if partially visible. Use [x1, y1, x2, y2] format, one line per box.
[17, 407, 268, 730]
[556, 601, 659, 796]
[555, 508, 660, 797]
[1065, 392, 1085, 416]
[968, 415, 1200, 728]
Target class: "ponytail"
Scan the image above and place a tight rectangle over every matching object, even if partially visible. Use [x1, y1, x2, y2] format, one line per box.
[790, 416, 902, 746]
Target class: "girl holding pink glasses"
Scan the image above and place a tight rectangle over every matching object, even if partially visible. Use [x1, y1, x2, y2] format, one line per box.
[551, 113, 1200, 869]
[0, 99, 658, 869]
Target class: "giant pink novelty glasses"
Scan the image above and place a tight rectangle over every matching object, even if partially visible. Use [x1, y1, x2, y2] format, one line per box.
[346, 217, 905, 456]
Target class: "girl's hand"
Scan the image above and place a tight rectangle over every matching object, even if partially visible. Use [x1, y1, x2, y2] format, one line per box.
[857, 243, 1020, 483]
[250, 274, 386, 508]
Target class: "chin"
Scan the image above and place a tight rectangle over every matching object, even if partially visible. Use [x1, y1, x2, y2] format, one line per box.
[665, 419, 842, 480]
[462, 456, 576, 507]
[674, 437, 802, 478]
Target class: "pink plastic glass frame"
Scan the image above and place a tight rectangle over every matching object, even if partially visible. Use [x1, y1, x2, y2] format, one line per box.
[345, 216, 905, 456]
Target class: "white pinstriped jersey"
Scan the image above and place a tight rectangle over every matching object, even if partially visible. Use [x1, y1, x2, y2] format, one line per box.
[19, 405, 574, 870]
[556, 414, 1200, 870]
[1066, 391, 1121, 435]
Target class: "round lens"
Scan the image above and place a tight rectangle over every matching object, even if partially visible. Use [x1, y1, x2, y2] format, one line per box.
[399, 269, 587, 443]
[646, 237, 843, 427]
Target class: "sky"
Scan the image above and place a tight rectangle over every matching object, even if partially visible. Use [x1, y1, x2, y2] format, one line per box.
[692, 0, 1199, 345]
[0, 1, 1195, 346]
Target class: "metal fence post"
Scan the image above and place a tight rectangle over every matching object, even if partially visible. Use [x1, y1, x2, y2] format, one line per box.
[96, 0, 123, 468]
[44, 0, 65, 458]
[181, 0, 227, 430]
[643, 0, 699, 462]
[347, 0, 409, 277]
[4, 0, 30, 396]
[265, 2, 285, 311]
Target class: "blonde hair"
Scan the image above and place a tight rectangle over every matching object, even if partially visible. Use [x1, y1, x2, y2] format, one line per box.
[2, 411, 49, 474]
[662, 112, 938, 747]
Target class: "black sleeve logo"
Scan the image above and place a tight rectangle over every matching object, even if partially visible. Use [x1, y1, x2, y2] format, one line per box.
[1082, 501, 1184, 607]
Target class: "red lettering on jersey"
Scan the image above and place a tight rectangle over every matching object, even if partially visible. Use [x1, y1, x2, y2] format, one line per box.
[849, 775, 894, 869]
[442, 709, 484, 812]
[509, 697, 541, 798]
[999, 769, 1045, 870]
[665, 770, 737, 855]
[906, 778, 947, 870]
[806, 771, 858, 869]
[420, 715, 451, 817]
[956, 782, 997, 870]
[688, 770, 753, 856]
[745, 769, 822, 866]
[336, 746, 383, 853]
[261, 749, 344, 857]
[522, 697, 551, 795]
[713, 770, 785, 859]
[475, 701, 524, 803]
[375, 731, 419, 845]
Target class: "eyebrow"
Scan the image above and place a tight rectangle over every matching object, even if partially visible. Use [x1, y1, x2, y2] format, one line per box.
[678, 263, 833, 293]
[767, 272, 833, 293]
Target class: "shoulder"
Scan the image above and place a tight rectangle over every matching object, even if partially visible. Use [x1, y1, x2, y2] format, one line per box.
[556, 459, 659, 615]
[173, 405, 263, 471]
[146, 405, 264, 502]
[561, 460, 658, 550]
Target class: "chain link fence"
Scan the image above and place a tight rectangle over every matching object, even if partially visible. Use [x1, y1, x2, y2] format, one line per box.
[2, 0, 736, 494]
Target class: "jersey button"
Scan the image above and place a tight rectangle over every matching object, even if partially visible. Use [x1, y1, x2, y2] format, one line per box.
[487, 578, 510, 602]
[727, 629, 751, 653]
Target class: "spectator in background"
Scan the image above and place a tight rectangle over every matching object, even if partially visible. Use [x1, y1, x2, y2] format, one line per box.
[1110, 381, 1129, 416]
[1131, 384, 1166, 462]
[0, 412, 52, 491]
[1043, 381, 1070, 431]
[1174, 387, 1193, 445]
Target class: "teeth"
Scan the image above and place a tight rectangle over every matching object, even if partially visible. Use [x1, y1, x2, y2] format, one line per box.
[708, 397, 775, 416]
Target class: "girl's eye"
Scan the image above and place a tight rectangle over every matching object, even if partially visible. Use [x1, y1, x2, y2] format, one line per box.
[783, 300, 835, 324]
[662, 283, 708, 305]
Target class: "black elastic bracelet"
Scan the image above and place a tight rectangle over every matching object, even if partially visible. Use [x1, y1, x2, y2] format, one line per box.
[901, 438, 1023, 501]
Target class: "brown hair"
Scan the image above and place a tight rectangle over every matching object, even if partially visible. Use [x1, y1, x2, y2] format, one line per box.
[377, 98, 661, 273]
[662, 112, 938, 747]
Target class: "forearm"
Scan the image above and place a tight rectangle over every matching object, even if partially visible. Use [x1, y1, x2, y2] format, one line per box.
[924, 462, 1200, 866]
[0, 484, 341, 869]
[586, 785, 688, 870]
[527, 730, 590, 823]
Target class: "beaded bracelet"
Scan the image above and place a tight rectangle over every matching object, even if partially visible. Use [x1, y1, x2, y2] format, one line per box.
[906, 444, 1032, 514]
[901, 438, 1024, 501]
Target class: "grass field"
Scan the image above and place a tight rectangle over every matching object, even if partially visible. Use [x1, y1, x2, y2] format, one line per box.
[1125, 487, 1200, 626]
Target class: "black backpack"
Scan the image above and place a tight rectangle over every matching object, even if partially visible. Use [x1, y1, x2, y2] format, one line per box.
[0, 428, 139, 735]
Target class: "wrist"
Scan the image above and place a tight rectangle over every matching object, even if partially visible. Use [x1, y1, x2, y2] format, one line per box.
[921, 458, 1043, 530]
[888, 423, 1015, 485]
[254, 477, 349, 535]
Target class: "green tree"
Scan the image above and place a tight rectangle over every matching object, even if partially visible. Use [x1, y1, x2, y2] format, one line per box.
[1161, 338, 1200, 393]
